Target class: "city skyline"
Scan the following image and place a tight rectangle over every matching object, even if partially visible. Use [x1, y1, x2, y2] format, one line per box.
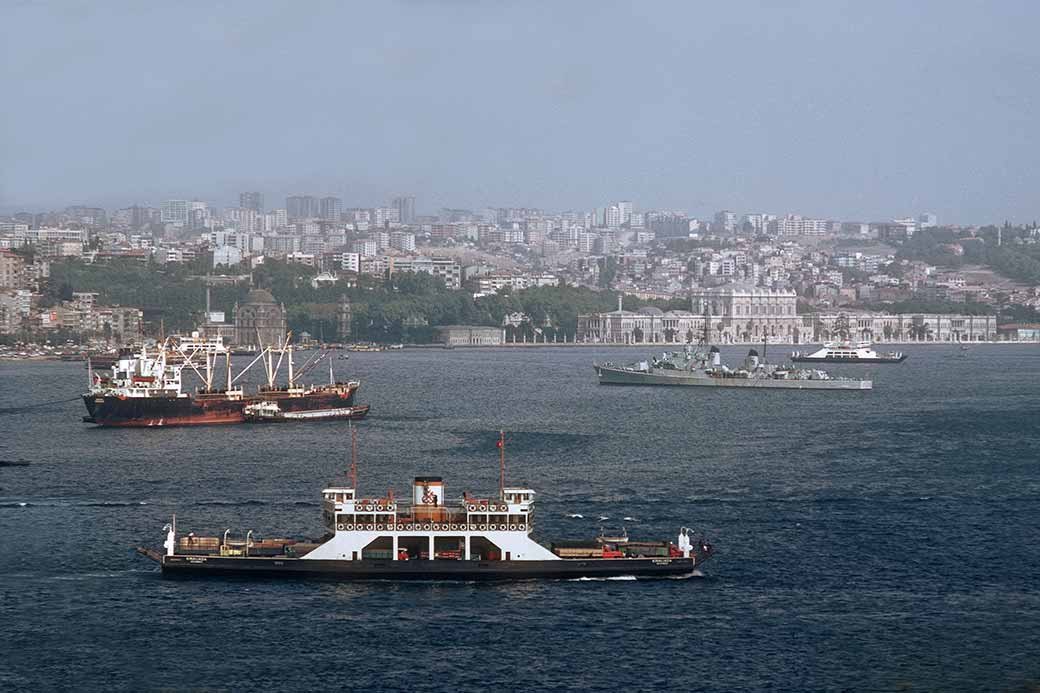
[3, 2, 1040, 223]
[1, 191, 949, 226]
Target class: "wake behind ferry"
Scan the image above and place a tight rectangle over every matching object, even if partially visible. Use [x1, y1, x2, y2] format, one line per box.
[138, 433, 713, 581]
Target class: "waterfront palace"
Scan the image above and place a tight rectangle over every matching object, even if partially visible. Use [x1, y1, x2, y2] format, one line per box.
[576, 286, 996, 344]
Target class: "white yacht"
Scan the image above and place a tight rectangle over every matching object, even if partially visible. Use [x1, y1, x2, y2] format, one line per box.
[791, 341, 906, 364]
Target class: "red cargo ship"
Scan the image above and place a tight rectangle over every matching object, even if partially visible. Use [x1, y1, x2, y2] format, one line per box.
[83, 336, 361, 428]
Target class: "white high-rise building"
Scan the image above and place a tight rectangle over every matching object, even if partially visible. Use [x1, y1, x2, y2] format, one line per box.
[713, 210, 737, 233]
[742, 213, 776, 234]
[351, 239, 378, 256]
[238, 208, 259, 233]
[337, 252, 361, 272]
[617, 201, 633, 225]
[390, 231, 416, 252]
[768, 215, 832, 236]
[373, 207, 400, 227]
[918, 212, 938, 228]
[213, 245, 242, 267]
[577, 231, 595, 253]
[160, 200, 190, 225]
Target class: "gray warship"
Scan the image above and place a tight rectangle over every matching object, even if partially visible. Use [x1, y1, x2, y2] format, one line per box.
[594, 345, 872, 390]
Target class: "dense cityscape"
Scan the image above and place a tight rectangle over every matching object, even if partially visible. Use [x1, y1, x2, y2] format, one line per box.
[2, 191, 1038, 353]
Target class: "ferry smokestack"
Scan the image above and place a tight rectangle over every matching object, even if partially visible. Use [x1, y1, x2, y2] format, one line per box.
[413, 476, 444, 522]
[413, 476, 444, 507]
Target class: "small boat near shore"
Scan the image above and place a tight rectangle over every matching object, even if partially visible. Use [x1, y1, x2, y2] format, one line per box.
[791, 341, 906, 364]
[348, 343, 384, 352]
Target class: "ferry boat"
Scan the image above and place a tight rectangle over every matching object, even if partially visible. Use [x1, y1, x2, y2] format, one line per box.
[139, 434, 713, 581]
[790, 341, 906, 364]
[595, 345, 872, 390]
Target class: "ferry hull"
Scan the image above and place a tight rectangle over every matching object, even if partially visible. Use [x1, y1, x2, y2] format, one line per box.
[594, 365, 872, 390]
[159, 554, 698, 581]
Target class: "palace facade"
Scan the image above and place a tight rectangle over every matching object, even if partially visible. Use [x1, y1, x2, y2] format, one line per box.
[805, 311, 996, 342]
[434, 325, 506, 346]
[576, 287, 997, 344]
[578, 286, 801, 344]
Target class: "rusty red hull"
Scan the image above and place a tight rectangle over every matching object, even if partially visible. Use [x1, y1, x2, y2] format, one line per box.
[255, 386, 358, 413]
[83, 383, 361, 428]
[82, 393, 246, 427]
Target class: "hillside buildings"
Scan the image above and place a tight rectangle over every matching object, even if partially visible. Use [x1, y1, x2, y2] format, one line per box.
[0, 191, 1030, 345]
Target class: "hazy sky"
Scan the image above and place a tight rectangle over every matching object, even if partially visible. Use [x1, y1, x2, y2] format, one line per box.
[2, 1, 1038, 223]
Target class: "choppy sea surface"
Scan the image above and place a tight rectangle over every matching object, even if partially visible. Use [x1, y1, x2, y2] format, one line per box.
[1, 344, 1039, 692]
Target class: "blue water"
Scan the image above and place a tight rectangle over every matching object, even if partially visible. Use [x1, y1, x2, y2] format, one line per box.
[1, 345, 1038, 691]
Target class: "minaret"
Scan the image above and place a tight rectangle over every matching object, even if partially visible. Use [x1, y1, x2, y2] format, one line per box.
[339, 297, 352, 340]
